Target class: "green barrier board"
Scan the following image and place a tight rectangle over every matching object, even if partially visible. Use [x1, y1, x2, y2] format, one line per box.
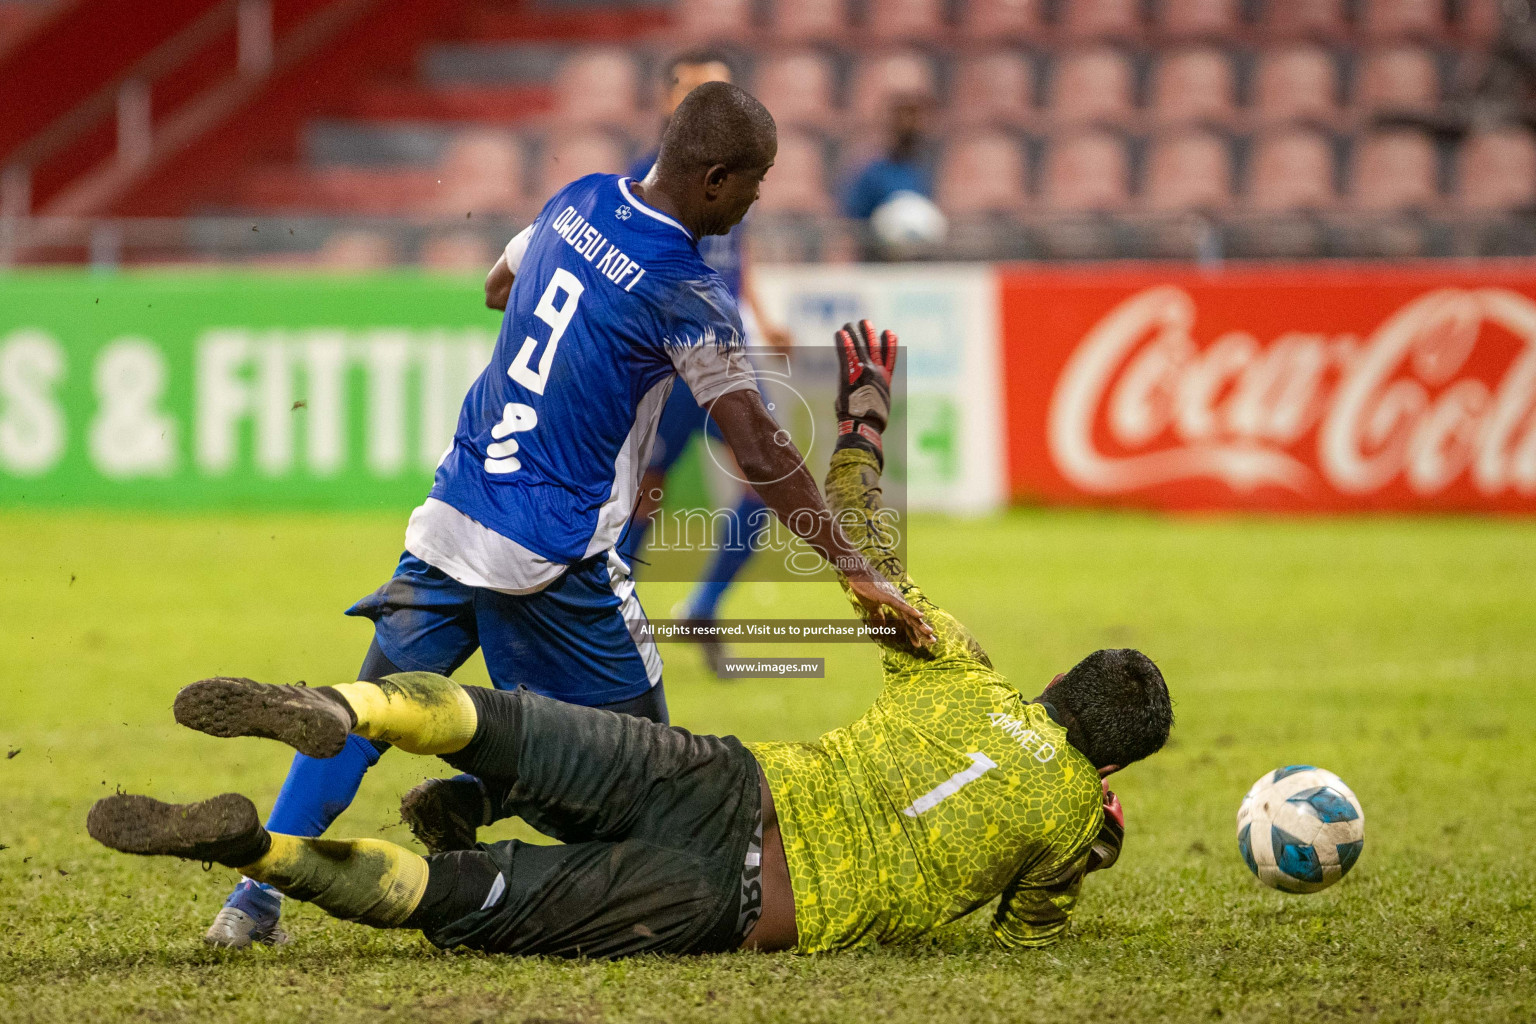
[0, 271, 521, 509]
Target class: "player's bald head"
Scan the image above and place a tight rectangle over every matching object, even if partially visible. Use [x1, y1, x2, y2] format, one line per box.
[655, 81, 776, 180]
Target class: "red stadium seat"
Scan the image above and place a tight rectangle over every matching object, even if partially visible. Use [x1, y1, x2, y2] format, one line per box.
[419, 231, 497, 271]
[757, 131, 833, 214]
[1263, 0, 1348, 40]
[1048, 47, 1136, 125]
[961, 0, 1044, 40]
[1361, 0, 1447, 40]
[1157, 0, 1242, 41]
[553, 49, 639, 126]
[774, 0, 850, 41]
[1350, 129, 1439, 211]
[1459, 0, 1504, 44]
[0, 2, 45, 49]
[1249, 127, 1338, 211]
[850, 50, 938, 121]
[315, 230, 397, 269]
[951, 50, 1034, 127]
[1354, 46, 1441, 117]
[936, 131, 1030, 213]
[671, 0, 755, 39]
[867, 0, 947, 40]
[1456, 127, 1536, 211]
[239, 166, 440, 216]
[1253, 45, 1340, 125]
[1142, 131, 1234, 212]
[427, 131, 527, 216]
[536, 132, 628, 202]
[1041, 129, 1131, 212]
[754, 50, 837, 128]
[1057, 0, 1144, 41]
[1149, 47, 1237, 127]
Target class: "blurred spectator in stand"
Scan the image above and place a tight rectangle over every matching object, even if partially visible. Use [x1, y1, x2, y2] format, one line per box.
[841, 95, 946, 258]
[1462, 0, 1536, 130]
[1382, 0, 1536, 137]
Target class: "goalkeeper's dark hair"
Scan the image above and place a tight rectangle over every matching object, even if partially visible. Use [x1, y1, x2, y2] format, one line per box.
[656, 81, 776, 178]
[1050, 649, 1172, 769]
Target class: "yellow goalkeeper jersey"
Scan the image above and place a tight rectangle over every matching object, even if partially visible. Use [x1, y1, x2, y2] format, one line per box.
[746, 450, 1104, 953]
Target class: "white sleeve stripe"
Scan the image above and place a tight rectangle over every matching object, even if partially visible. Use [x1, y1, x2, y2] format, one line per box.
[504, 225, 534, 274]
[670, 344, 756, 406]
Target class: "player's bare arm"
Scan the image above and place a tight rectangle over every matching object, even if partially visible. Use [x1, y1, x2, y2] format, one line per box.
[706, 386, 933, 649]
[484, 253, 512, 310]
[484, 224, 532, 311]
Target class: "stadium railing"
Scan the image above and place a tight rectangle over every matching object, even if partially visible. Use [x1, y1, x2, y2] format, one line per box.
[4, 212, 1536, 268]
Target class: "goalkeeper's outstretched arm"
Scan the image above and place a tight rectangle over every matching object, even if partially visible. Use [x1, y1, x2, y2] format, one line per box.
[825, 321, 991, 667]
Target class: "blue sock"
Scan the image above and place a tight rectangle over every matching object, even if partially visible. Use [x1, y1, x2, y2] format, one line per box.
[264, 733, 385, 837]
[684, 493, 767, 620]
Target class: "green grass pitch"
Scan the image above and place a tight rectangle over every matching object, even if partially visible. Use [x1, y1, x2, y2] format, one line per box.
[1, 508, 1533, 1023]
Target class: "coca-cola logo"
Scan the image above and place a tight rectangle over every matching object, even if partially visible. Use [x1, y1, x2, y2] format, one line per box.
[1048, 286, 1536, 498]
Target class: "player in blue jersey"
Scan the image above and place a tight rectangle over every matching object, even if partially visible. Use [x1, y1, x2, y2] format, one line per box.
[205, 81, 931, 947]
[618, 52, 793, 675]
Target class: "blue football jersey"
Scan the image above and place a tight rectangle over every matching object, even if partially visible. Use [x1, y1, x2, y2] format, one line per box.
[405, 174, 752, 591]
[630, 152, 743, 297]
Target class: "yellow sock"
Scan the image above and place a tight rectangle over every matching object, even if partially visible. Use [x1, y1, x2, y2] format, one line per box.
[332, 672, 477, 755]
[241, 833, 428, 928]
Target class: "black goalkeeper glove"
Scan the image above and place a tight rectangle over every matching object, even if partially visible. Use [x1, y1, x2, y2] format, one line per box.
[834, 319, 898, 468]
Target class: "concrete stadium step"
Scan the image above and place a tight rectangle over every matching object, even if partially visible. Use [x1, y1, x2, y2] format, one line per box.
[343, 81, 554, 124]
[301, 120, 465, 167]
[420, 42, 574, 86]
[233, 164, 447, 215]
[458, 0, 672, 43]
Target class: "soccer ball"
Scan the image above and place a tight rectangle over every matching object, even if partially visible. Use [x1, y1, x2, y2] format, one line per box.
[1236, 765, 1364, 893]
[870, 190, 948, 251]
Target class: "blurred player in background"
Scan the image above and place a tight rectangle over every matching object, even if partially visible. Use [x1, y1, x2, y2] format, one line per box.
[618, 51, 795, 674]
[90, 321, 1167, 959]
[842, 95, 944, 260]
[205, 82, 928, 949]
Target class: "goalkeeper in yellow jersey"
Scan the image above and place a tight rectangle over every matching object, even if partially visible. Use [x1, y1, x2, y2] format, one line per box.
[87, 321, 1172, 958]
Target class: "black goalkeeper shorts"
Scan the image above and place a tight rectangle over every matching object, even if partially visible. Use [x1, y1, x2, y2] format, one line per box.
[402, 686, 763, 959]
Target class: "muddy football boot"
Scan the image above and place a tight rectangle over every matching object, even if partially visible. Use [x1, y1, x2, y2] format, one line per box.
[173, 677, 354, 758]
[399, 774, 492, 855]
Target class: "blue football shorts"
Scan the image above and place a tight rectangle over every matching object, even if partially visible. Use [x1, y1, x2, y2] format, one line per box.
[346, 551, 663, 708]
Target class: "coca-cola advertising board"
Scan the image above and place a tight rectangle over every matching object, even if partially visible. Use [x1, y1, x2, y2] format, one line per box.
[1000, 265, 1536, 511]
